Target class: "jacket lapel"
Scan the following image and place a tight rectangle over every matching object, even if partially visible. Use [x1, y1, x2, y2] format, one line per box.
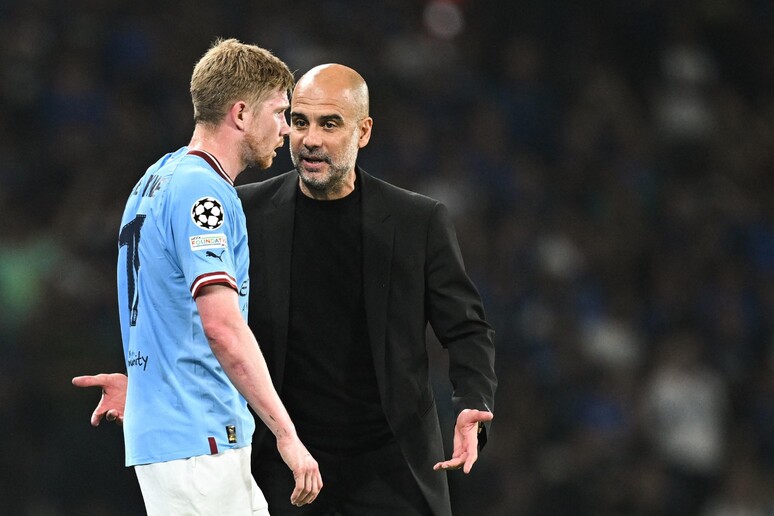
[262, 174, 298, 389]
[359, 169, 393, 376]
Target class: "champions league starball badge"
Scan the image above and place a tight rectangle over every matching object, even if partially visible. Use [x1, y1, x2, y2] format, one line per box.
[191, 197, 224, 230]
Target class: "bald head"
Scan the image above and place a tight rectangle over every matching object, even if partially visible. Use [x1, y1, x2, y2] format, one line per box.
[293, 64, 369, 119]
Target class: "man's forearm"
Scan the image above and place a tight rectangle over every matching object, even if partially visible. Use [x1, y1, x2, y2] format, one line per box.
[197, 284, 298, 440]
[208, 319, 298, 440]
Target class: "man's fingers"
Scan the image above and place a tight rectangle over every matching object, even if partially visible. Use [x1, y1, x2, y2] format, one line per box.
[292, 488, 313, 506]
[290, 470, 322, 506]
[463, 451, 478, 474]
[72, 375, 102, 388]
[433, 456, 465, 471]
[476, 410, 494, 423]
[89, 407, 123, 427]
[310, 476, 321, 504]
[304, 476, 321, 505]
[106, 410, 124, 426]
[290, 474, 310, 506]
[291, 482, 312, 506]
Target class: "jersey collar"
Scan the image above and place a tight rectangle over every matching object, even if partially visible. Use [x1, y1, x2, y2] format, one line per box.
[187, 149, 233, 186]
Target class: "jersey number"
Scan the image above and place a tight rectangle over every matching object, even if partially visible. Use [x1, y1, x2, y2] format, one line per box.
[119, 215, 146, 326]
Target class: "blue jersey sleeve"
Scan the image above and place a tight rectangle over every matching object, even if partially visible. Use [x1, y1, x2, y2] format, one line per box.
[166, 172, 241, 297]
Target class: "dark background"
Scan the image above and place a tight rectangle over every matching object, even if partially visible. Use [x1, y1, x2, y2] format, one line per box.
[2, 0, 773, 514]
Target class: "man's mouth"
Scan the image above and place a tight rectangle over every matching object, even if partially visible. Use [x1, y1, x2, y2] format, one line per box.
[300, 155, 328, 170]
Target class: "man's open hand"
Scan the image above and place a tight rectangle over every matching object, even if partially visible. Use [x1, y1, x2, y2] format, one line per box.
[433, 409, 493, 474]
[72, 373, 127, 426]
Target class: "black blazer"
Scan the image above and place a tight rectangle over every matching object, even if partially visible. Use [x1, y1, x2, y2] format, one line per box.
[237, 167, 497, 516]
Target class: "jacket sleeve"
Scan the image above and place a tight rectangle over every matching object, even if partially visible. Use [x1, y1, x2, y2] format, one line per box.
[425, 202, 497, 448]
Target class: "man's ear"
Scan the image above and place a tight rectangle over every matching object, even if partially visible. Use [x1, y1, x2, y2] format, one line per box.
[229, 101, 248, 130]
[358, 117, 373, 148]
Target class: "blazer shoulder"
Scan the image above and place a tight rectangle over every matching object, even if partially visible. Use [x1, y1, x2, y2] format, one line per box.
[237, 171, 295, 204]
[368, 173, 441, 214]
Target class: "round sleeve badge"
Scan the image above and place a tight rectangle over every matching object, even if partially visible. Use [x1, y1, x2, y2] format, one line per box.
[191, 197, 225, 230]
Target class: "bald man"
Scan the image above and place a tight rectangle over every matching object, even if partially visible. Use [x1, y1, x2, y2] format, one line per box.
[75, 64, 496, 515]
[239, 64, 497, 515]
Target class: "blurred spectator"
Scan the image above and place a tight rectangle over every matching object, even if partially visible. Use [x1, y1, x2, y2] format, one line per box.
[641, 330, 730, 515]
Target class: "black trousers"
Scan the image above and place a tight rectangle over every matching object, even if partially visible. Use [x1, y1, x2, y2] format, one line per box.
[253, 439, 432, 516]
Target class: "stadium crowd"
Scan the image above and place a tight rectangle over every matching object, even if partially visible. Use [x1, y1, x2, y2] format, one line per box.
[1, 1, 773, 514]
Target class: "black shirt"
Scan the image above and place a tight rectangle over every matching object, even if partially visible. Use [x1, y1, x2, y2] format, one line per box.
[282, 183, 393, 454]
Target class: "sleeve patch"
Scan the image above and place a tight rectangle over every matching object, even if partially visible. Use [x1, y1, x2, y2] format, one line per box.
[190, 233, 228, 251]
[191, 197, 224, 230]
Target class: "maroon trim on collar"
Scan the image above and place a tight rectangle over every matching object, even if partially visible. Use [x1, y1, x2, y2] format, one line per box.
[187, 150, 233, 186]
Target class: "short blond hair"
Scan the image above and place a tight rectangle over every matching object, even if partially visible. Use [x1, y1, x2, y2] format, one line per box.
[190, 38, 294, 126]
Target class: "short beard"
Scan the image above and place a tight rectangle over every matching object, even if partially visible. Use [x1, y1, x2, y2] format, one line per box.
[297, 165, 348, 194]
[241, 134, 272, 170]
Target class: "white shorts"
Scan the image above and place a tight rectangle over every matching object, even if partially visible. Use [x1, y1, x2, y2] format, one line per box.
[135, 446, 269, 516]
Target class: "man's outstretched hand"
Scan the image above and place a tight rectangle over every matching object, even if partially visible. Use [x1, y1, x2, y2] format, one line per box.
[433, 409, 494, 474]
[72, 373, 127, 427]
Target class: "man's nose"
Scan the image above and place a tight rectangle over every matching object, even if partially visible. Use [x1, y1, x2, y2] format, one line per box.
[303, 125, 323, 147]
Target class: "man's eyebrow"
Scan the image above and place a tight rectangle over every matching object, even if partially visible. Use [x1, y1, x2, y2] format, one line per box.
[289, 112, 344, 124]
[318, 114, 344, 124]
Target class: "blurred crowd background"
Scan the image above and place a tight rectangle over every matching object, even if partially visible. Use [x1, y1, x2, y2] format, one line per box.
[1, 0, 773, 514]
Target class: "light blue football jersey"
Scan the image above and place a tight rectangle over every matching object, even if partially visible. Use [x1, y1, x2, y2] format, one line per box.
[117, 147, 255, 466]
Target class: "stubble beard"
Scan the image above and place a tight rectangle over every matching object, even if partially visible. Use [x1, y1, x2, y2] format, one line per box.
[241, 133, 273, 171]
[296, 161, 348, 194]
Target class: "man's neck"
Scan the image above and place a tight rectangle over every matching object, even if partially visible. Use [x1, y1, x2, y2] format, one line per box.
[188, 126, 243, 183]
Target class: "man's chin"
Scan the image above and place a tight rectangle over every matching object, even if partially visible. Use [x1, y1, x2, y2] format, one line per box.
[298, 172, 329, 192]
[246, 157, 273, 171]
